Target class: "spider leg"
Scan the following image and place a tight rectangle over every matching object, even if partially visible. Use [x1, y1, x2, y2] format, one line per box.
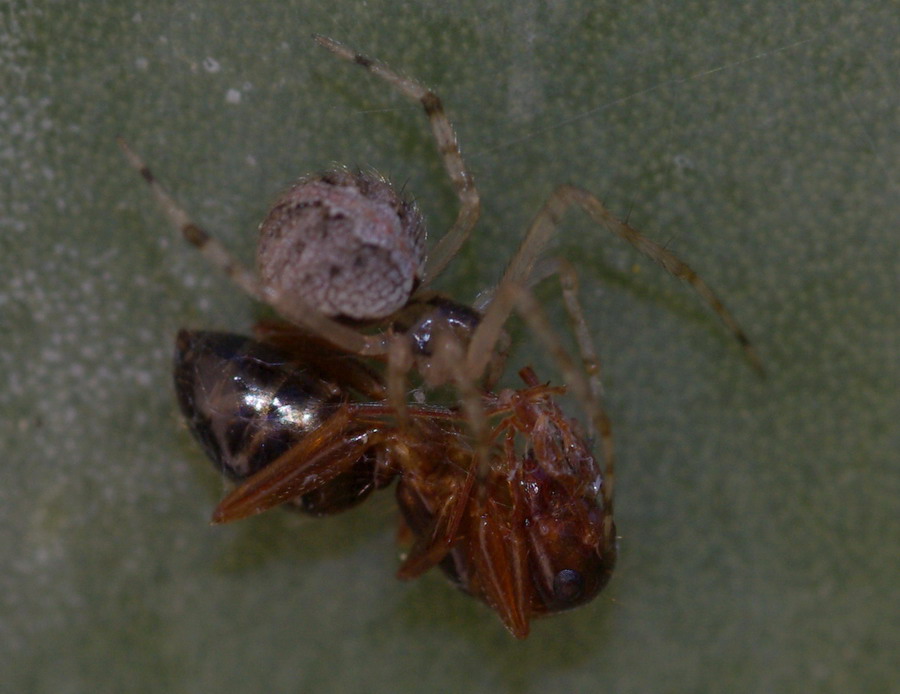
[396, 464, 475, 580]
[534, 257, 604, 400]
[471, 277, 616, 521]
[118, 136, 391, 357]
[430, 328, 493, 478]
[521, 274, 616, 525]
[386, 335, 412, 428]
[498, 184, 764, 374]
[117, 136, 261, 299]
[476, 463, 531, 639]
[313, 35, 481, 285]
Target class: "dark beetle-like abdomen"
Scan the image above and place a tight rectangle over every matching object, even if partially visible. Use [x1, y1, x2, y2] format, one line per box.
[173, 330, 384, 515]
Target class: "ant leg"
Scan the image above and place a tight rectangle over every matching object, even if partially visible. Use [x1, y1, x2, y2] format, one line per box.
[481, 331, 511, 392]
[118, 137, 390, 357]
[497, 184, 764, 374]
[211, 404, 388, 523]
[399, 436, 532, 638]
[526, 261, 617, 522]
[313, 35, 481, 285]
[396, 466, 475, 580]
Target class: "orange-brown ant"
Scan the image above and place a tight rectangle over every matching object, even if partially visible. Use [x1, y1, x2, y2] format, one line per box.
[175, 323, 614, 638]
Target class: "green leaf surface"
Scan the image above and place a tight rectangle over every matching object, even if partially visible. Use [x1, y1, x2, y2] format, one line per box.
[2, 2, 896, 693]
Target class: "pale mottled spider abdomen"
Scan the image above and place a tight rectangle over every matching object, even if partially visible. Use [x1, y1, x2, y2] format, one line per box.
[257, 169, 426, 320]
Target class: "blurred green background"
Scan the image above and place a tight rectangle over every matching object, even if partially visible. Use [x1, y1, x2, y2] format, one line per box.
[2, 1, 897, 692]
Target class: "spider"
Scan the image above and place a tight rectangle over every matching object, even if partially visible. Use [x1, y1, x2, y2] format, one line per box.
[118, 34, 761, 423]
[120, 35, 762, 637]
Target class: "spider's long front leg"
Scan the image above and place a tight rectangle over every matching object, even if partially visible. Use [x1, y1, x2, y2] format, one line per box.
[117, 136, 262, 299]
[499, 184, 765, 374]
[313, 35, 481, 285]
[117, 137, 390, 357]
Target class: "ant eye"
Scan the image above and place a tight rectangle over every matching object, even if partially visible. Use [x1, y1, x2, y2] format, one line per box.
[553, 568, 585, 604]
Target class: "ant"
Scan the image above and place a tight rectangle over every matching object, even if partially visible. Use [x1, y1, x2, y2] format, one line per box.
[122, 35, 761, 638]
[174, 325, 615, 638]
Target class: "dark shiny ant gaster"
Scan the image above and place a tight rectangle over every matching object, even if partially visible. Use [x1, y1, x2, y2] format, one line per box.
[174, 329, 395, 516]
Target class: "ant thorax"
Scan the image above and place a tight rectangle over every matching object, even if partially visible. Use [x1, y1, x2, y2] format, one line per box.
[257, 169, 426, 320]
